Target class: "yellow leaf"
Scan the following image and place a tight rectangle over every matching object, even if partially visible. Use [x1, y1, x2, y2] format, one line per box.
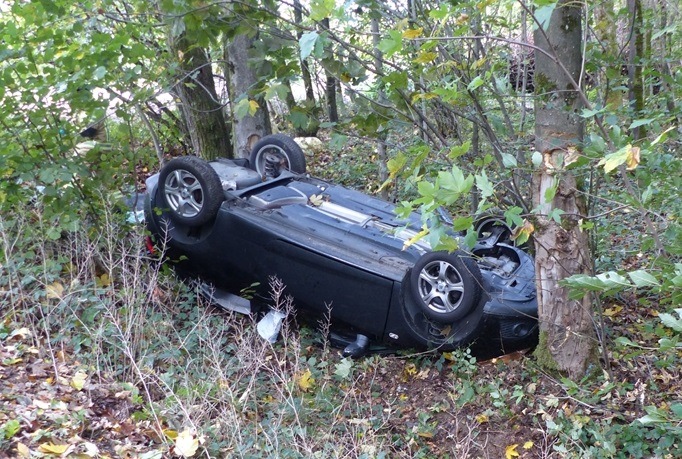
[505, 443, 520, 459]
[512, 220, 535, 245]
[46, 282, 64, 299]
[38, 442, 70, 454]
[403, 363, 417, 377]
[309, 194, 324, 207]
[96, 273, 111, 287]
[164, 429, 179, 440]
[402, 28, 423, 39]
[296, 369, 315, 392]
[603, 305, 623, 317]
[16, 443, 30, 458]
[70, 370, 88, 391]
[174, 429, 199, 457]
[523, 441, 534, 449]
[248, 100, 259, 116]
[414, 51, 437, 64]
[626, 145, 640, 170]
[417, 431, 434, 438]
[475, 413, 489, 423]
[402, 224, 429, 250]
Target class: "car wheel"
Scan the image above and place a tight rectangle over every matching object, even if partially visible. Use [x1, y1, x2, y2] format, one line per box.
[409, 251, 482, 323]
[158, 156, 224, 227]
[249, 134, 307, 178]
[475, 214, 515, 245]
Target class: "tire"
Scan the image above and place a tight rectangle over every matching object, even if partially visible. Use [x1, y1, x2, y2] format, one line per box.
[475, 213, 515, 246]
[409, 251, 482, 323]
[157, 156, 224, 227]
[249, 134, 307, 177]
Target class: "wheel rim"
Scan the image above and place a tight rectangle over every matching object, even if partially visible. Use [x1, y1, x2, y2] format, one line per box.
[164, 169, 204, 218]
[256, 146, 290, 177]
[417, 260, 465, 315]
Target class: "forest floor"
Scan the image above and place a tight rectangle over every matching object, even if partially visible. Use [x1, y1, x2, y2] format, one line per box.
[1, 139, 680, 458]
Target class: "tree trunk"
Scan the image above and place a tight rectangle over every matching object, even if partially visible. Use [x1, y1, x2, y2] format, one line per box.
[169, 34, 232, 160]
[371, 17, 389, 200]
[533, 1, 596, 378]
[225, 33, 272, 159]
[294, 0, 315, 104]
[320, 18, 338, 123]
[627, 0, 647, 140]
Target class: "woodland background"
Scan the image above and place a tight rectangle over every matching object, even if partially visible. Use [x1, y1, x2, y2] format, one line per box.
[0, 0, 680, 457]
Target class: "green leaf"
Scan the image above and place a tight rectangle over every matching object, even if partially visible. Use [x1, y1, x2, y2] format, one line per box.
[2, 419, 20, 439]
[596, 271, 631, 290]
[475, 171, 494, 199]
[299, 31, 319, 60]
[378, 30, 403, 57]
[598, 145, 630, 173]
[629, 118, 655, 130]
[448, 141, 470, 160]
[387, 152, 407, 177]
[650, 125, 675, 147]
[531, 151, 543, 167]
[264, 83, 289, 101]
[501, 153, 517, 168]
[309, 0, 335, 21]
[452, 216, 473, 231]
[534, 3, 557, 31]
[615, 336, 638, 348]
[93, 66, 107, 80]
[627, 270, 660, 288]
[234, 98, 253, 120]
[659, 310, 682, 333]
[382, 71, 408, 90]
[467, 76, 484, 91]
[334, 358, 353, 379]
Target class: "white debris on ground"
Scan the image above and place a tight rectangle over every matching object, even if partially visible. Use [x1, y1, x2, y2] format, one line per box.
[294, 137, 325, 157]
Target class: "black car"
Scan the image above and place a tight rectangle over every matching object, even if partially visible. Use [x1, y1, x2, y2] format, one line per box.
[145, 134, 538, 357]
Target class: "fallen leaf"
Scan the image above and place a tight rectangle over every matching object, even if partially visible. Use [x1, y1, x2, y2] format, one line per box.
[71, 371, 88, 391]
[8, 327, 31, 340]
[309, 194, 324, 206]
[38, 442, 70, 455]
[475, 413, 489, 423]
[16, 443, 30, 458]
[523, 440, 534, 449]
[296, 369, 315, 392]
[505, 443, 520, 459]
[46, 282, 64, 299]
[603, 305, 623, 317]
[174, 429, 199, 457]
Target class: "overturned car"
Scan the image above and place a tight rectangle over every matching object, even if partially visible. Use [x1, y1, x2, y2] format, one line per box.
[145, 135, 538, 356]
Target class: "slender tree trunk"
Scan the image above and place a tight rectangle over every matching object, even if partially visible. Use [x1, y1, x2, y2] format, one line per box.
[169, 34, 232, 160]
[533, 1, 596, 378]
[320, 18, 338, 123]
[225, 33, 272, 159]
[294, 0, 315, 104]
[627, 0, 647, 140]
[371, 17, 389, 200]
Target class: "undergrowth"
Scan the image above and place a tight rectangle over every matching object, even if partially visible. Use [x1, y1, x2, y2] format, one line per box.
[1, 201, 680, 458]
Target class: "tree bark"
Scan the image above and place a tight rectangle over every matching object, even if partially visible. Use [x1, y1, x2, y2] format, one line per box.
[320, 18, 339, 123]
[225, 33, 272, 159]
[169, 34, 232, 160]
[294, 0, 315, 104]
[533, 1, 596, 378]
[627, 0, 647, 140]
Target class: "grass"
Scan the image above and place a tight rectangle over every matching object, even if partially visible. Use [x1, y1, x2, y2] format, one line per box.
[1, 193, 680, 458]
